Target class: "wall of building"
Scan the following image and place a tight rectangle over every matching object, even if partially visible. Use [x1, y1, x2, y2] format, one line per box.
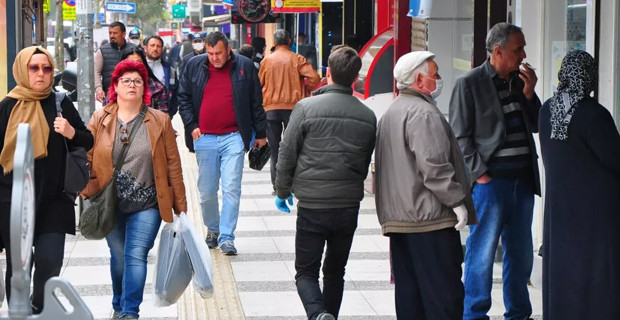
[599, 0, 619, 124]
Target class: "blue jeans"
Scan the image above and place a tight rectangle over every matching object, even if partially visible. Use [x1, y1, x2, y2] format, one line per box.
[194, 132, 245, 244]
[106, 207, 161, 318]
[463, 178, 534, 320]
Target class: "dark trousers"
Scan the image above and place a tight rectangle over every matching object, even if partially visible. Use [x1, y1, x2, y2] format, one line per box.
[266, 109, 292, 189]
[390, 228, 464, 320]
[295, 206, 359, 320]
[0, 207, 65, 312]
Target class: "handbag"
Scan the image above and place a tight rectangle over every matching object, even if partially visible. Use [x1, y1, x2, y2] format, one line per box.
[54, 92, 89, 194]
[248, 142, 271, 171]
[79, 106, 147, 240]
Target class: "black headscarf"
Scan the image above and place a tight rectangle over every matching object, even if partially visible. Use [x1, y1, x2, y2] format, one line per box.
[549, 50, 597, 140]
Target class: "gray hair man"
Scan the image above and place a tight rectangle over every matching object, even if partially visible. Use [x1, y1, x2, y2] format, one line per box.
[449, 22, 541, 320]
[375, 51, 475, 319]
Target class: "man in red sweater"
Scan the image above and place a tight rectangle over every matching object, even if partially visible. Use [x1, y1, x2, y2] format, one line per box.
[178, 31, 267, 255]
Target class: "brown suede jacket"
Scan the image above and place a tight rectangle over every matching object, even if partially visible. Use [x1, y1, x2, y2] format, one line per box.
[259, 45, 320, 111]
[82, 103, 187, 222]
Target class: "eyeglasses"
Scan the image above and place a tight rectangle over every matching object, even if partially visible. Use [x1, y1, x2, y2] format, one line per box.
[119, 122, 129, 145]
[119, 77, 144, 87]
[28, 65, 54, 74]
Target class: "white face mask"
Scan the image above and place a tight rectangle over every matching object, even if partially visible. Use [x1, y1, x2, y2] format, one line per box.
[430, 79, 443, 99]
[192, 43, 204, 51]
[130, 39, 141, 46]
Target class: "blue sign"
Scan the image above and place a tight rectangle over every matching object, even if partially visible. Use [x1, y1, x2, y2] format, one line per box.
[222, 0, 233, 5]
[407, 0, 432, 18]
[105, 1, 137, 14]
[92, 12, 105, 24]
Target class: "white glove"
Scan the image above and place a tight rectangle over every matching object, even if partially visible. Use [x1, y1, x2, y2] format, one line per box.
[453, 204, 468, 231]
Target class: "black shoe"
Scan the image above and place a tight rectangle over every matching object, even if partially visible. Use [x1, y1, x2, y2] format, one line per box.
[271, 190, 276, 196]
[314, 313, 335, 320]
[220, 241, 237, 255]
[205, 230, 219, 249]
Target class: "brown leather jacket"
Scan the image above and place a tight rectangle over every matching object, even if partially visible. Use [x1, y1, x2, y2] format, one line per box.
[259, 46, 320, 111]
[82, 103, 187, 222]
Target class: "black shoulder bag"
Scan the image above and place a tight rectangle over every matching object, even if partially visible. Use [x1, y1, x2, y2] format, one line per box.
[54, 92, 90, 195]
[79, 106, 147, 240]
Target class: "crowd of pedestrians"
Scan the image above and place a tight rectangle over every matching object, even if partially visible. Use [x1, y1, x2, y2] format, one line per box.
[0, 19, 619, 320]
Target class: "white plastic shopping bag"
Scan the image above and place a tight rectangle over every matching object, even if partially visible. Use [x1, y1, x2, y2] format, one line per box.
[0, 263, 4, 307]
[178, 212, 214, 298]
[153, 213, 193, 307]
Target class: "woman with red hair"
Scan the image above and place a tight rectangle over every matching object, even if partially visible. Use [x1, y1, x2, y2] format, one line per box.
[82, 59, 187, 320]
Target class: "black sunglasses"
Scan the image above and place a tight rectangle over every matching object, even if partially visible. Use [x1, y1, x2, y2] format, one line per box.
[119, 122, 129, 145]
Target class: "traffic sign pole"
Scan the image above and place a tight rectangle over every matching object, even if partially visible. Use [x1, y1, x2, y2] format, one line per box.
[76, 0, 95, 121]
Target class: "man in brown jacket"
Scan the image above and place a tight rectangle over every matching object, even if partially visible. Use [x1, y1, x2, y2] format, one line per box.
[259, 29, 319, 193]
[374, 51, 476, 320]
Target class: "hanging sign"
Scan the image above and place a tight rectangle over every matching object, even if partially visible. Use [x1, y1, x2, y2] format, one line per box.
[271, 0, 320, 13]
[63, 1, 77, 20]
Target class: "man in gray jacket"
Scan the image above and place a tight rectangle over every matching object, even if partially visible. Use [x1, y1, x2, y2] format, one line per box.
[375, 51, 475, 319]
[274, 46, 376, 320]
[449, 23, 540, 320]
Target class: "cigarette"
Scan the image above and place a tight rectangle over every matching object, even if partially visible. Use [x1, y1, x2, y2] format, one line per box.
[523, 62, 536, 70]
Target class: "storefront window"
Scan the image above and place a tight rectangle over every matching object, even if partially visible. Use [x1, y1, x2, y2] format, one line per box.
[543, 0, 596, 99]
[426, 0, 474, 114]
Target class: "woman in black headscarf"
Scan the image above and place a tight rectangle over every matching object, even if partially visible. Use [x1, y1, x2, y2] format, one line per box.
[539, 50, 620, 320]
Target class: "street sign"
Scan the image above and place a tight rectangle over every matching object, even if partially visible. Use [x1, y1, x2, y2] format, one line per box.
[172, 4, 186, 19]
[171, 22, 179, 29]
[63, 1, 77, 20]
[105, 1, 137, 14]
[64, 0, 76, 6]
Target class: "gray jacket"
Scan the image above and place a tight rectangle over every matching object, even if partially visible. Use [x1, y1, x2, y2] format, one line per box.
[448, 59, 541, 194]
[275, 84, 376, 209]
[375, 89, 476, 235]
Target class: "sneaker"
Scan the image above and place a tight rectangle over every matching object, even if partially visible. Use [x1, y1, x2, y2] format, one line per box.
[205, 230, 219, 249]
[111, 310, 120, 320]
[220, 241, 237, 255]
[315, 313, 335, 320]
[271, 190, 276, 196]
[120, 315, 139, 319]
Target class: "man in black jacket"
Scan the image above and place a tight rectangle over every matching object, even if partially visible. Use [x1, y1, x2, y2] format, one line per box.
[275, 46, 376, 320]
[177, 31, 267, 256]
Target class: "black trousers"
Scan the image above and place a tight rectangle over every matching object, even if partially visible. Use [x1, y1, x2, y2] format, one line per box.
[295, 206, 359, 320]
[390, 228, 464, 320]
[266, 109, 292, 189]
[0, 206, 66, 312]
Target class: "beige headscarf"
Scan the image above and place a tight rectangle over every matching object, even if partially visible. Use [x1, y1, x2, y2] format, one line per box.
[0, 46, 54, 174]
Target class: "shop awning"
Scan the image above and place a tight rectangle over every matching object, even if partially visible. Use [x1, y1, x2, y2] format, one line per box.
[202, 14, 231, 25]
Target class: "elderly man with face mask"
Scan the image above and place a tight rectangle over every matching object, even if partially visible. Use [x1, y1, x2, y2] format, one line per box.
[375, 51, 476, 320]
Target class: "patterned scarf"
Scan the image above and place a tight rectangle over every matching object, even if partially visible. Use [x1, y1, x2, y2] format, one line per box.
[549, 50, 597, 140]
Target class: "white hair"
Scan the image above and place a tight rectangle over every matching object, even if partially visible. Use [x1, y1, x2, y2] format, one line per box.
[396, 60, 430, 90]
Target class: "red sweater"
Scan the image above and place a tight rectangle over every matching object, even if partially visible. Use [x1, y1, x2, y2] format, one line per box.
[199, 61, 238, 134]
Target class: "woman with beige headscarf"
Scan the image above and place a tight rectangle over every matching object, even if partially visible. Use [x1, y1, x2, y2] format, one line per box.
[0, 46, 93, 313]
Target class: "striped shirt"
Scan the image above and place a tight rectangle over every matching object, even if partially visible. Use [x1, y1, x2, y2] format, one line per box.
[486, 76, 533, 179]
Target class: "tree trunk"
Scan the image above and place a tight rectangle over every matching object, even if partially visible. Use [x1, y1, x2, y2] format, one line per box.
[55, 0, 65, 71]
[94, 0, 101, 28]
